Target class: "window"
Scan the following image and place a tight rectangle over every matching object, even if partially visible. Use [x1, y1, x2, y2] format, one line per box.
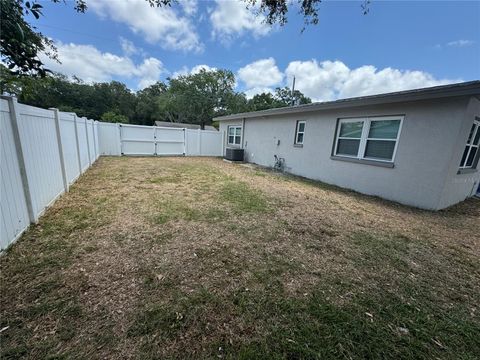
[295, 121, 306, 145]
[228, 125, 242, 145]
[459, 119, 480, 169]
[334, 116, 403, 162]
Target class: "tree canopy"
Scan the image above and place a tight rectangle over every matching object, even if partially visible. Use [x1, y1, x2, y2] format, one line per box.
[1, 65, 311, 128]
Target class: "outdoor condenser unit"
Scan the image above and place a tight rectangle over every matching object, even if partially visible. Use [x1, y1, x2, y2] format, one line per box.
[225, 148, 244, 161]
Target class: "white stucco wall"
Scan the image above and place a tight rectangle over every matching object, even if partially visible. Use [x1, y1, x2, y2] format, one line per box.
[437, 97, 480, 209]
[219, 96, 477, 210]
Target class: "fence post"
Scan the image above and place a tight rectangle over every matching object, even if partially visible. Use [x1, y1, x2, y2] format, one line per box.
[84, 117, 92, 166]
[183, 128, 186, 156]
[5, 97, 36, 223]
[119, 124, 123, 156]
[73, 114, 83, 174]
[92, 121, 98, 161]
[50, 108, 69, 192]
[197, 129, 201, 155]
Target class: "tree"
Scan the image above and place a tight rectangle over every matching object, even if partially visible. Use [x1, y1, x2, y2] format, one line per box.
[158, 69, 237, 129]
[2, 71, 137, 122]
[93, 81, 136, 121]
[246, 88, 311, 111]
[150, 0, 371, 27]
[225, 92, 250, 114]
[247, 92, 280, 111]
[274, 87, 312, 106]
[101, 111, 129, 124]
[2, 65, 311, 126]
[134, 82, 168, 125]
[0, 0, 87, 78]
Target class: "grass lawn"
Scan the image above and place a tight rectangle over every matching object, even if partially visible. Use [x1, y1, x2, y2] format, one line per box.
[1, 157, 479, 359]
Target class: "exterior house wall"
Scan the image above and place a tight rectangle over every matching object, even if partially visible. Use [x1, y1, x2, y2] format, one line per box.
[437, 97, 480, 209]
[221, 120, 244, 156]
[219, 97, 475, 210]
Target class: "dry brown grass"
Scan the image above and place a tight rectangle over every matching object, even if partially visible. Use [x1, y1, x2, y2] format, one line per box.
[1, 157, 479, 359]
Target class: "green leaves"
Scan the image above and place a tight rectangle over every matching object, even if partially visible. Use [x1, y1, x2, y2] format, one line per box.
[0, 0, 87, 78]
[24, 1, 43, 19]
[157, 69, 238, 128]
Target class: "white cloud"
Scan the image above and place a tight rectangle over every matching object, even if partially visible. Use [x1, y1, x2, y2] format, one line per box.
[171, 64, 217, 78]
[210, 0, 270, 43]
[243, 86, 275, 99]
[237, 58, 459, 101]
[435, 39, 475, 49]
[89, 0, 202, 53]
[447, 39, 475, 47]
[181, 0, 198, 16]
[119, 37, 140, 56]
[136, 57, 164, 89]
[41, 42, 164, 90]
[237, 57, 283, 89]
[285, 60, 459, 101]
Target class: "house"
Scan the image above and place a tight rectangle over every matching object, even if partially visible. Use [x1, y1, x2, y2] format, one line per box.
[154, 121, 217, 131]
[214, 81, 480, 210]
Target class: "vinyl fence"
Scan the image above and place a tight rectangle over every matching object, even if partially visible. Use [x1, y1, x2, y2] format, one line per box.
[1, 99, 224, 250]
[98, 123, 223, 157]
[1, 97, 100, 250]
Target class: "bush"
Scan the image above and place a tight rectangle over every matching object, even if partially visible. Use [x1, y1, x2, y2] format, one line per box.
[101, 111, 129, 123]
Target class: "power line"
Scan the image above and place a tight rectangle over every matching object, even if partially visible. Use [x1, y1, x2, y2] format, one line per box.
[36, 23, 119, 43]
[35, 23, 256, 70]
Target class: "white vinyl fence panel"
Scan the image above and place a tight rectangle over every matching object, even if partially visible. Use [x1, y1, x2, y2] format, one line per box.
[17, 103, 65, 218]
[155, 127, 185, 155]
[98, 122, 121, 156]
[105, 123, 222, 157]
[0, 97, 100, 250]
[59, 112, 81, 184]
[185, 129, 223, 156]
[76, 117, 90, 172]
[120, 124, 156, 155]
[0, 99, 30, 249]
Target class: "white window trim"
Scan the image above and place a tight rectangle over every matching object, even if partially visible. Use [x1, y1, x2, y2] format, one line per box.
[459, 119, 480, 169]
[334, 115, 404, 163]
[295, 120, 306, 145]
[227, 125, 242, 146]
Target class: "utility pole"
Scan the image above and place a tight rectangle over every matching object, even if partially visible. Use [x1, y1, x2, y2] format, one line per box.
[291, 76, 296, 106]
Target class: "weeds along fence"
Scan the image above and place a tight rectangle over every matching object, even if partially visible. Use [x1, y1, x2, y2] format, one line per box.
[1, 98, 224, 250]
[1, 97, 100, 250]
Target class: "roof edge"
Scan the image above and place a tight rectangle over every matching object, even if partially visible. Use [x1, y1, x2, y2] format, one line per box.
[214, 80, 480, 121]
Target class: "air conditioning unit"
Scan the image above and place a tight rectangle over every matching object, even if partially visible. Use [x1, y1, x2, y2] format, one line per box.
[225, 147, 244, 161]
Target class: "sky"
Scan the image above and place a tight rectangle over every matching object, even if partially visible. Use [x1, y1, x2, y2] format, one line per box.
[34, 0, 480, 101]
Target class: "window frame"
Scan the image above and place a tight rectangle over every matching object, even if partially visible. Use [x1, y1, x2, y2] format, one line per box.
[459, 118, 480, 170]
[227, 125, 242, 146]
[333, 115, 404, 163]
[294, 120, 306, 145]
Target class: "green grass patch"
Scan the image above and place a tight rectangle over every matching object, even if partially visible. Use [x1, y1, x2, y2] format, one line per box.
[219, 180, 270, 213]
[150, 173, 183, 184]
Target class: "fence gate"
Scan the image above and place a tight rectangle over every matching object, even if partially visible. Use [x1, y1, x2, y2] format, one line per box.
[155, 127, 185, 155]
[120, 124, 185, 156]
[120, 124, 156, 155]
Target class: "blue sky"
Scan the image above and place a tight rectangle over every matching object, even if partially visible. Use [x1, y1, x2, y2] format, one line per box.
[35, 0, 480, 101]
